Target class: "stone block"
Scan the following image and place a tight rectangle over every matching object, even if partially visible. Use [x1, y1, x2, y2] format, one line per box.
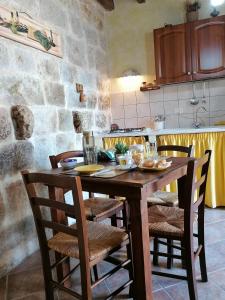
[65, 85, 86, 109]
[87, 46, 96, 70]
[96, 49, 108, 74]
[64, 36, 87, 68]
[96, 113, 107, 129]
[0, 43, 9, 67]
[60, 62, 77, 84]
[0, 108, 12, 141]
[98, 95, 110, 110]
[44, 82, 65, 106]
[11, 105, 34, 140]
[13, 47, 36, 73]
[87, 94, 97, 109]
[56, 133, 76, 153]
[33, 107, 57, 134]
[58, 109, 74, 131]
[69, 15, 84, 38]
[0, 141, 34, 177]
[85, 27, 98, 46]
[39, 0, 67, 28]
[72, 110, 93, 133]
[0, 76, 44, 105]
[37, 58, 60, 81]
[33, 137, 56, 169]
[6, 180, 30, 222]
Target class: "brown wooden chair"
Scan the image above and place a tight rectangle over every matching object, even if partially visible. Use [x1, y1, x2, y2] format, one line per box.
[21, 171, 133, 300]
[149, 150, 211, 300]
[49, 151, 126, 226]
[148, 144, 193, 268]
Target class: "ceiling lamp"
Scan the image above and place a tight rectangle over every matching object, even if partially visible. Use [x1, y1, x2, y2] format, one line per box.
[210, 0, 225, 16]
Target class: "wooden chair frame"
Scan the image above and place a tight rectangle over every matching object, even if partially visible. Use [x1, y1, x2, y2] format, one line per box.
[150, 150, 211, 300]
[153, 144, 194, 268]
[22, 171, 133, 300]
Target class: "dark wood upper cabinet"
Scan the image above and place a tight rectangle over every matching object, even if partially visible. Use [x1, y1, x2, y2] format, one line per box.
[154, 15, 225, 85]
[154, 24, 192, 85]
[191, 16, 225, 80]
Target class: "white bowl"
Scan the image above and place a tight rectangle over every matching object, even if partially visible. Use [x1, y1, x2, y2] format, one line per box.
[59, 159, 77, 170]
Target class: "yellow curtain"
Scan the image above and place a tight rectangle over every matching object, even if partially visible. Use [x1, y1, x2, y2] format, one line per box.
[103, 136, 146, 149]
[157, 132, 225, 208]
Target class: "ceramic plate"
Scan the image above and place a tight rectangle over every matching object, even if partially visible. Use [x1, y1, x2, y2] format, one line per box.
[74, 164, 105, 174]
[116, 164, 137, 171]
[139, 161, 172, 172]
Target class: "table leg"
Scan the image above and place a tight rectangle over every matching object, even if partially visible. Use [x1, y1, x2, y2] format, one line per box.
[128, 190, 153, 300]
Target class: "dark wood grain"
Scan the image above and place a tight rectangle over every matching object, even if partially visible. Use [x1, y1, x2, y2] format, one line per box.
[154, 23, 192, 85]
[191, 15, 225, 80]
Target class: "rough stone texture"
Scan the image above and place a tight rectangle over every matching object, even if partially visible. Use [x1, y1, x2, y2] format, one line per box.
[0, 0, 109, 278]
[72, 111, 83, 133]
[11, 105, 34, 140]
[0, 108, 12, 141]
[0, 141, 34, 177]
[0, 43, 9, 67]
[98, 95, 110, 110]
[58, 109, 74, 131]
[96, 113, 107, 129]
[44, 82, 65, 106]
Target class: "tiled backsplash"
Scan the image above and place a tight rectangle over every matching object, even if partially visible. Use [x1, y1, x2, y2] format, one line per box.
[111, 79, 225, 129]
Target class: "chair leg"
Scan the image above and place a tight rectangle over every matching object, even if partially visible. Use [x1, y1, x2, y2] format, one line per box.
[198, 207, 208, 282]
[126, 243, 134, 298]
[184, 240, 198, 300]
[181, 240, 186, 269]
[93, 265, 99, 282]
[167, 238, 173, 269]
[153, 238, 159, 266]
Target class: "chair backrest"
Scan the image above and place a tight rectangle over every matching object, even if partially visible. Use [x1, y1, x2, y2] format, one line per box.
[157, 144, 193, 157]
[49, 151, 84, 169]
[184, 150, 211, 231]
[21, 171, 90, 283]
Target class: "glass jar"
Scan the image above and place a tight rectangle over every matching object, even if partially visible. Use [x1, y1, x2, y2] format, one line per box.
[82, 131, 97, 164]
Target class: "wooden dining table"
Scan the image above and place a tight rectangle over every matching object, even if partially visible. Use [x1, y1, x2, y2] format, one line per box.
[41, 156, 193, 300]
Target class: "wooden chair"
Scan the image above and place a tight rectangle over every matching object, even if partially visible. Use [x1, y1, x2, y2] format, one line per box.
[148, 145, 193, 268]
[21, 171, 133, 300]
[149, 150, 211, 300]
[49, 151, 126, 226]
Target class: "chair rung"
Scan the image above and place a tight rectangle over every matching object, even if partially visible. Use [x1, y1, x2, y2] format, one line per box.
[105, 279, 133, 300]
[91, 259, 131, 289]
[152, 270, 187, 281]
[60, 264, 80, 285]
[50, 255, 69, 269]
[157, 239, 184, 251]
[151, 251, 183, 260]
[194, 245, 203, 259]
[51, 280, 82, 299]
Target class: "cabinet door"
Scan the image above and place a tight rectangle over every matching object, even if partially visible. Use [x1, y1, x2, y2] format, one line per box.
[154, 24, 192, 85]
[191, 15, 225, 80]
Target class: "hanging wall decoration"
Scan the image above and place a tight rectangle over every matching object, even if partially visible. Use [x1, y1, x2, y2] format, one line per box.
[0, 5, 62, 58]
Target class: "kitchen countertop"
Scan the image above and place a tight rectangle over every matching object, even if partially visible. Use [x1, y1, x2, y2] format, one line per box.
[99, 126, 225, 138]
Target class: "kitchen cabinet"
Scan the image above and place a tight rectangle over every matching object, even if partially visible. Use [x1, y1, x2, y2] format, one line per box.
[154, 24, 192, 85]
[154, 15, 225, 85]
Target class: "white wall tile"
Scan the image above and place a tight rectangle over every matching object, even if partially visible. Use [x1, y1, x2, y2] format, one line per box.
[137, 117, 152, 128]
[124, 104, 137, 118]
[150, 89, 164, 102]
[164, 100, 179, 115]
[209, 79, 225, 96]
[194, 81, 209, 98]
[165, 114, 179, 128]
[179, 99, 194, 114]
[209, 110, 225, 125]
[210, 96, 225, 112]
[111, 105, 124, 120]
[136, 91, 150, 103]
[113, 118, 125, 128]
[137, 103, 150, 117]
[124, 91, 137, 105]
[111, 92, 124, 107]
[163, 85, 178, 101]
[150, 101, 165, 117]
[179, 114, 194, 128]
[125, 118, 138, 128]
[178, 83, 194, 100]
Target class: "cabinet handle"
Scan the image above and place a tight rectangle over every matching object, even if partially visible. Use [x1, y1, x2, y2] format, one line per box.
[187, 72, 191, 75]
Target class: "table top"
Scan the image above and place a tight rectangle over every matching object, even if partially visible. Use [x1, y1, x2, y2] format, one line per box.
[40, 157, 193, 189]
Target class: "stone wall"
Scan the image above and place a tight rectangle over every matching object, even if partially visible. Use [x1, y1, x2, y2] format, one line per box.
[0, 0, 111, 277]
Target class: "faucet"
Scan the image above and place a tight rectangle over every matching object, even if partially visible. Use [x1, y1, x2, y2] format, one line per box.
[193, 106, 207, 128]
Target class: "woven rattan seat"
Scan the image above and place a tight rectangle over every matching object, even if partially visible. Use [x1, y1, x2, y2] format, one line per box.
[84, 197, 123, 219]
[148, 205, 197, 239]
[48, 221, 128, 264]
[147, 191, 179, 207]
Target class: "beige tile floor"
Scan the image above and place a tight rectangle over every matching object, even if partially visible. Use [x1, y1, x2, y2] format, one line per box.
[1, 207, 225, 300]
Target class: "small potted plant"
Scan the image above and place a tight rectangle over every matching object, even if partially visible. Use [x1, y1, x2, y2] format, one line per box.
[114, 142, 129, 163]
